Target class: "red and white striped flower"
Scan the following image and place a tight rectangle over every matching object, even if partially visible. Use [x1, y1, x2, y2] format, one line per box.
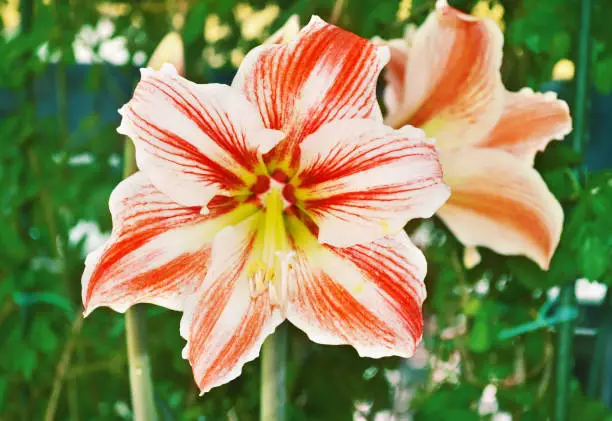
[378, 0, 572, 269]
[81, 17, 450, 393]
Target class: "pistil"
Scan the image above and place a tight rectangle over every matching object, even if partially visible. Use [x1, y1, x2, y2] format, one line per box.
[247, 189, 293, 311]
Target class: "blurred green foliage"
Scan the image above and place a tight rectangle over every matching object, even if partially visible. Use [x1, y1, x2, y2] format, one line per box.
[1, 0, 612, 420]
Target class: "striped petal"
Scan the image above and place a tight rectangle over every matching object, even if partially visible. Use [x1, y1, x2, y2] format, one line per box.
[82, 172, 257, 315]
[374, 24, 417, 116]
[180, 215, 284, 394]
[385, 0, 504, 149]
[233, 16, 388, 170]
[118, 65, 284, 207]
[286, 216, 427, 358]
[477, 88, 572, 163]
[294, 119, 449, 247]
[437, 148, 564, 269]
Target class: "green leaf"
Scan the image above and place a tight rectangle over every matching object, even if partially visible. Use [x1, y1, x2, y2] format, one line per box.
[469, 317, 491, 353]
[595, 55, 612, 94]
[579, 234, 609, 280]
[183, 3, 208, 44]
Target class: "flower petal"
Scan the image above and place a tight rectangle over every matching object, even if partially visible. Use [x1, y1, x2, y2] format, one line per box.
[263, 15, 300, 45]
[82, 172, 257, 315]
[295, 119, 449, 247]
[233, 16, 388, 169]
[180, 214, 284, 394]
[385, 1, 504, 149]
[437, 147, 563, 269]
[286, 216, 427, 358]
[477, 88, 572, 163]
[119, 65, 284, 206]
[374, 25, 417, 116]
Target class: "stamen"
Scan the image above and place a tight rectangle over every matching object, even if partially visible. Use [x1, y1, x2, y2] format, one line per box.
[246, 189, 292, 314]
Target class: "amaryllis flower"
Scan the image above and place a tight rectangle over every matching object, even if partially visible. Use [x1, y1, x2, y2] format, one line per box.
[378, 0, 572, 269]
[81, 17, 450, 393]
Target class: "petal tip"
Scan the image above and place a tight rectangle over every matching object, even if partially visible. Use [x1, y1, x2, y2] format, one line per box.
[160, 62, 178, 75]
[307, 15, 327, 27]
[377, 45, 391, 67]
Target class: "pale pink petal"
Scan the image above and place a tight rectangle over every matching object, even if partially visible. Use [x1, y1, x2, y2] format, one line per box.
[286, 216, 427, 358]
[374, 25, 417, 115]
[294, 119, 449, 247]
[477, 88, 572, 163]
[180, 215, 284, 394]
[385, 1, 504, 149]
[118, 65, 284, 206]
[437, 147, 564, 269]
[379, 38, 409, 115]
[233, 16, 389, 170]
[82, 172, 257, 315]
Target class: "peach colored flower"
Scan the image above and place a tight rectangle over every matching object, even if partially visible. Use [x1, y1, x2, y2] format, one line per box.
[379, 0, 572, 269]
[81, 18, 450, 394]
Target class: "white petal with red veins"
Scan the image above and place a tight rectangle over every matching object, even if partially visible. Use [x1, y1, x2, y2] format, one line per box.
[295, 119, 449, 247]
[233, 16, 388, 167]
[118, 65, 283, 206]
[286, 217, 427, 358]
[81, 172, 257, 315]
[180, 215, 284, 394]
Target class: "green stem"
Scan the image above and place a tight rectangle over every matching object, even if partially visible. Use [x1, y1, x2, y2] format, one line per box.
[555, 0, 591, 419]
[123, 140, 157, 421]
[587, 291, 610, 397]
[260, 324, 287, 421]
[554, 286, 575, 421]
[125, 306, 158, 421]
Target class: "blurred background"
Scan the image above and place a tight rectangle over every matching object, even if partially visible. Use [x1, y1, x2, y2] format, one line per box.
[1, 0, 612, 420]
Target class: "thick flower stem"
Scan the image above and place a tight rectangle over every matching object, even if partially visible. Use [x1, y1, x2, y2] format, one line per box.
[123, 141, 158, 421]
[260, 324, 288, 421]
[125, 305, 158, 421]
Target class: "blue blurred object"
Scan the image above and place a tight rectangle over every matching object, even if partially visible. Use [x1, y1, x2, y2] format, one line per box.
[0, 63, 139, 146]
[541, 80, 612, 171]
[2, 65, 610, 172]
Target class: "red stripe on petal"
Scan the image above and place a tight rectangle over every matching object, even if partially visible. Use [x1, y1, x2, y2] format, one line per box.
[233, 17, 387, 170]
[120, 69, 282, 206]
[285, 221, 426, 358]
[181, 215, 284, 394]
[82, 173, 227, 314]
[295, 120, 449, 247]
[127, 107, 246, 191]
[140, 76, 260, 171]
[333, 241, 425, 340]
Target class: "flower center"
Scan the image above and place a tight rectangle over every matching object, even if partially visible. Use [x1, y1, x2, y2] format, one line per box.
[247, 188, 295, 312]
[249, 171, 297, 210]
